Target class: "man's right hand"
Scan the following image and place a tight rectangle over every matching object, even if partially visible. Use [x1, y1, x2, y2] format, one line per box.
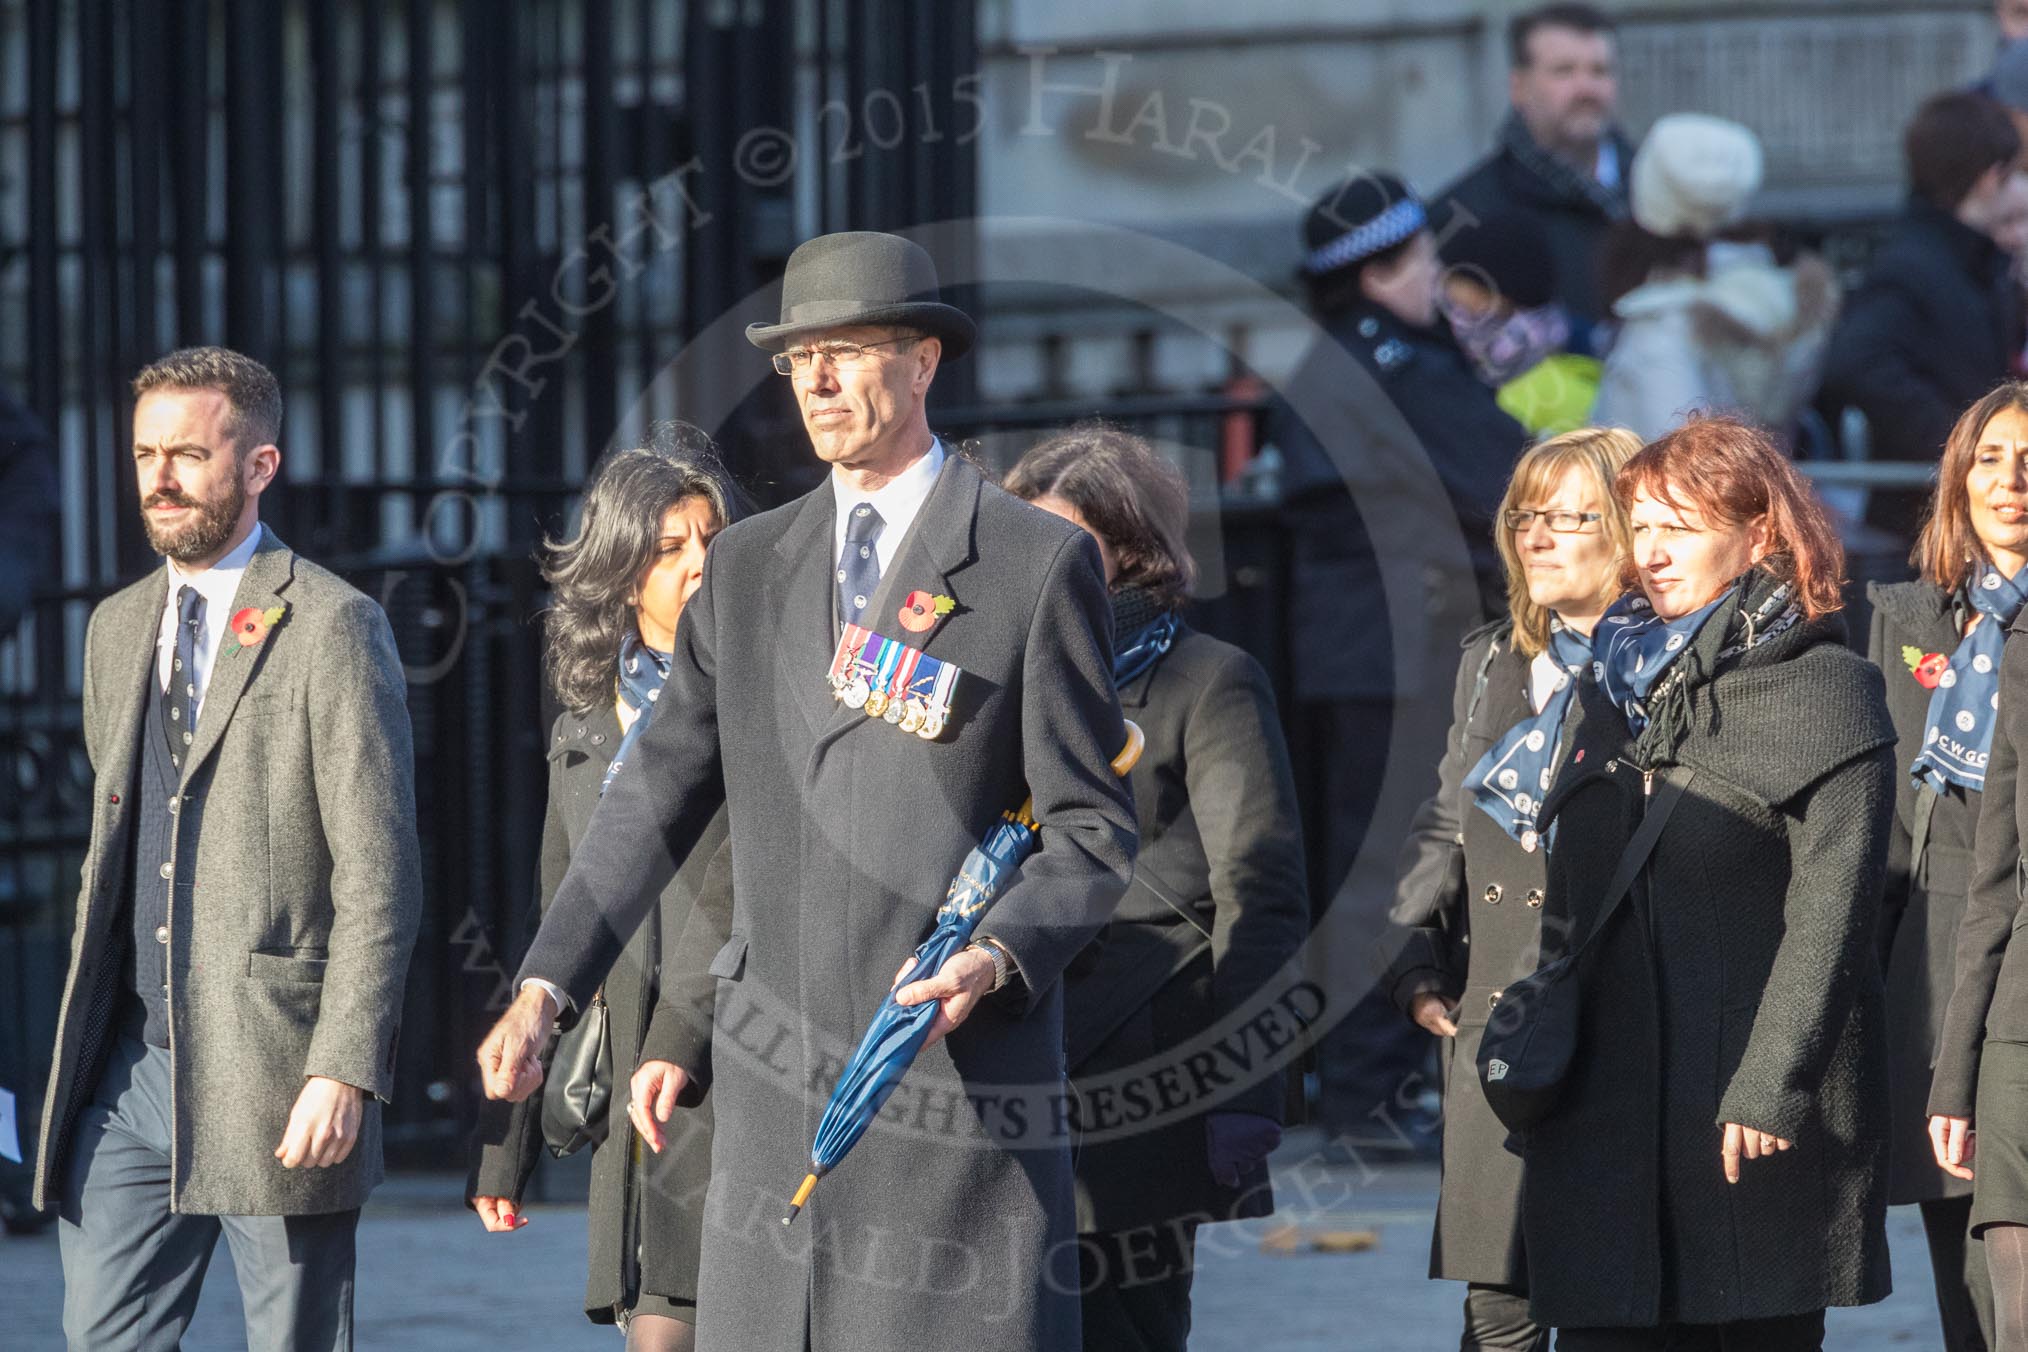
[472, 1196, 528, 1232]
[628, 1060, 691, 1153]
[1410, 992, 1459, 1038]
[477, 985, 559, 1102]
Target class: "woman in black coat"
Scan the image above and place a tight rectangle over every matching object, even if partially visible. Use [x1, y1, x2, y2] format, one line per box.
[1869, 384, 2028, 1352]
[1926, 387, 2028, 1352]
[469, 427, 746, 1352]
[1527, 418, 1895, 1350]
[1388, 425, 1641, 1352]
[1006, 426, 1311, 1352]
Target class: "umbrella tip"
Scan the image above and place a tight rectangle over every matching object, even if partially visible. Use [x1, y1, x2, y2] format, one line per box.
[782, 1171, 820, 1225]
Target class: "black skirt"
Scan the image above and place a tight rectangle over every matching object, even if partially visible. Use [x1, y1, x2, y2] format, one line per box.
[1971, 1040, 2028, 1234]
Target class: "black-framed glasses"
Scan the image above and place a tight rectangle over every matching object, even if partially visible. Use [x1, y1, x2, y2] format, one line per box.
[1503, 508, 1602, 533]
[770, 336, 920, 375]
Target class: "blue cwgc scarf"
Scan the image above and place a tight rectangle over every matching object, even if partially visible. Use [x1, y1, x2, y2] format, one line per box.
[1593, 590, 1729, 735]
[1914, 564, 2028, 793]
[1467, 620, 1591, 850]
[602, 632, 672, 795]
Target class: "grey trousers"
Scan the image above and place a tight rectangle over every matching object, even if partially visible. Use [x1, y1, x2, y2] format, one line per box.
[58, 1037, 359, 1352]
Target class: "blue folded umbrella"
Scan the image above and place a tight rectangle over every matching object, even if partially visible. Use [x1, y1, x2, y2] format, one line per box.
[783, 722, 1145, 1224]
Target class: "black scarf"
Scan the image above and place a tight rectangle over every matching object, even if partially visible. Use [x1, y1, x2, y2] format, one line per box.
[1498, 111, 1629, 220]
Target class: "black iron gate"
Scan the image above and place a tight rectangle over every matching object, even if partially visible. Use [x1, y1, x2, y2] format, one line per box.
[0, 0, 980, 1166]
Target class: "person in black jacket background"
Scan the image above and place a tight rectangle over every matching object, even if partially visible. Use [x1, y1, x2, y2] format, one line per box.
[1866, 384, 2028, 1352]
[0, 383, 56, 637]
[1007, 425, 1310, 1352]
[1438, 3, 1633, 354]
[1387, 425, 1640, 1352]
[1269, 172, 1529, 1152]
[1823, 92, 2024, 539]
[469, 426, 745, 1352]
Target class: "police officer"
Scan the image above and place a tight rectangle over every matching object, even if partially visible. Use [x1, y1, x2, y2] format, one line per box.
[1268, 172, 1528, 1149]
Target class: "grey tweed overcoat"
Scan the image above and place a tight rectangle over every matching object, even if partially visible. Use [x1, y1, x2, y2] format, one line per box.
[33, 529, 422, 1216]
[518, 454, 1138, 1352]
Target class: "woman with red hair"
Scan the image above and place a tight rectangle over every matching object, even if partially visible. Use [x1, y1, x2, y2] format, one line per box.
[1520, 417, 1895, 1348]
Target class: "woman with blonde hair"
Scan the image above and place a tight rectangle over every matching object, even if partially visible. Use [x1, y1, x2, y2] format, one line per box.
[1387, 424, 1642, 1352]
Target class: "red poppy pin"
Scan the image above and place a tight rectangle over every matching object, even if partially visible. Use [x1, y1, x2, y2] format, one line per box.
[228, 604, 288, 655]
[1902, 645, 1948, 690]
[897, 590, 956, 635]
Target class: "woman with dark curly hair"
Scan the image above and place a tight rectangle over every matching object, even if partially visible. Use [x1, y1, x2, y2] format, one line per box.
[1524, 417, 1895, 1349]
[1005, 425, 1310, 1352]
[469, 423, 747, 1352]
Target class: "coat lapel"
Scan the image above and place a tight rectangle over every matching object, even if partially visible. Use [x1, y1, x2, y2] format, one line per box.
[818, 455, 982, 746]
[769, 484, 850, 741]
[86, 575, 169, 912]
[180, 531, 297, 785]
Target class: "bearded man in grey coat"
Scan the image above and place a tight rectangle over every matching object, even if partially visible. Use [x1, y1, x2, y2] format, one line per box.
[33, 347, 422, 1351]
[478, 231, 1139, 1350]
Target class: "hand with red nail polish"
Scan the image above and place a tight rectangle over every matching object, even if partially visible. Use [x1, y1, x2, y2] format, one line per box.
[473, 1196, 528, 1233]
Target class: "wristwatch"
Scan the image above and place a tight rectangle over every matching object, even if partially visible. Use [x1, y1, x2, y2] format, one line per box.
[970, 937, 1014, 993]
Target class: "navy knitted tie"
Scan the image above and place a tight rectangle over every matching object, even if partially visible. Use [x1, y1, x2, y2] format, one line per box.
[167, 586, 202, 770]
[837, 502, 884, 628]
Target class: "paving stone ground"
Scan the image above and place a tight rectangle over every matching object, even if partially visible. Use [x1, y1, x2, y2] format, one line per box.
[0, 1128, 1947, 1348]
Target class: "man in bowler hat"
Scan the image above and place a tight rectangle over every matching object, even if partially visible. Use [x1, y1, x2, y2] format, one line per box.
[478, 231, 1138, 1350]
[32, 347, 422, 1350]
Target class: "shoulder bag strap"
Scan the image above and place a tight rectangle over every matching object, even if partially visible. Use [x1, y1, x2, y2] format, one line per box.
[1566, 765, 1696, 963]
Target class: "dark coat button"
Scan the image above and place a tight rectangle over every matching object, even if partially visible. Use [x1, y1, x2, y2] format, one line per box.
[1526, 889, 1544, 909]
[1484, 884, 1503, 905]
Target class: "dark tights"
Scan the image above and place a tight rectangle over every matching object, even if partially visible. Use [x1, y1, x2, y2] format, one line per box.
[1989, 1223, 2028, 1352]
[624, 1312, 696, 1352]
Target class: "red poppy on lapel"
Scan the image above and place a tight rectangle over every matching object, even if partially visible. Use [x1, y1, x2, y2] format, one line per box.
[1902, 646, 1948, 690]
[898, 590, 956, 634]
[228, 604, 288, 655]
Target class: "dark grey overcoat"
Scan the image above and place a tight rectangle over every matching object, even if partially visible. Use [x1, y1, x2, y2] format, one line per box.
[1388, 621, 1555, 1287]
[33, 530, 422, 1215]
[517, 454, 1138, 1352]
[1525, 603, 1895, 1328]
[1866, 579, 1979, 1205]
[1063, 625, 1309, 1235]
[469, 704, 731, 1318]
[1932, 608, 2028, 1120]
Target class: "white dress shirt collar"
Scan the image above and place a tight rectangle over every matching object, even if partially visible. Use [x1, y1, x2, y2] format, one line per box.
[829, 436, 947, 576]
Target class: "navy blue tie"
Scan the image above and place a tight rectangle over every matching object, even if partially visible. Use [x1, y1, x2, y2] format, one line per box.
[167, 586, 203, 771]
[837, 503, 884, 628]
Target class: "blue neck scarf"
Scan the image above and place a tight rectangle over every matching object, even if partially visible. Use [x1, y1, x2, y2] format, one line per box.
[1466, 619, 1592, 850]
[602, 632, 672, 795]
[1913, 564, 2028, 793]
[1594, 589, 1729, 735]
[1114, 612, 1180, 690]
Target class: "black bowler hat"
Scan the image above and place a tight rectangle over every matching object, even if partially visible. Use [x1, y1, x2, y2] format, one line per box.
[745, 231, 975, 360]
[1300, 172, 1428, 278]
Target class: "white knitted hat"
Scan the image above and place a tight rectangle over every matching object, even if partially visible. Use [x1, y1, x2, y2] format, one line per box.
[1631, 113, 1765, 239]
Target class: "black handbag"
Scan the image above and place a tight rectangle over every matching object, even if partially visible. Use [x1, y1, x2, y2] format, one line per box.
[1477, 766, 1692, 1133]
[541, 988, 613, 1158]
